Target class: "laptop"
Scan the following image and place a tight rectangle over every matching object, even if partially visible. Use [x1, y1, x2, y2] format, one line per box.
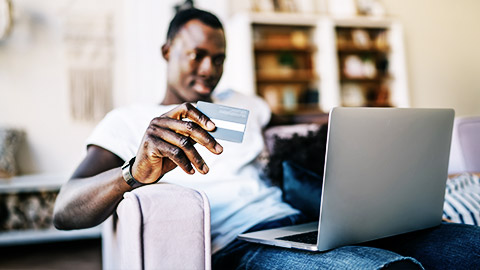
[238, 107, 455, 251]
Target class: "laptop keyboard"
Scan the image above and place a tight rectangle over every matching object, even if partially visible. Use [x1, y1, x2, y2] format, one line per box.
[276, 231, 318, 245]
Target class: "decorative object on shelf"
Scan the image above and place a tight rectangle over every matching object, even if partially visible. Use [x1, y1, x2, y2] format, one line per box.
[256, 54, 279, 77]
[0, 191, 57, 231]
[0, 128, 25, 178]
[63, 14, 114, 121]
[343, 55, 364, 78]
[362, 57, 377, 78]
[302, 87, 319, 105]
[374, 30, 388, 50]
[366, 83, 391, 107]
[251, 0, 275, 13]
[295, 0, 316, 14]
[263, 85, 282, 113]
[277, 51, 296, 75]
[343, 54, 378, 79]
[0, 0, 13, 42]
[356, 0, 386, 17]
[282, 85, 298, 112]
[272, 0, 297, 13]
[351, 29, 371, 49]
[327, 0, 357, 17]
[341, 84, 365, 107]
[291, 30, 308, 48]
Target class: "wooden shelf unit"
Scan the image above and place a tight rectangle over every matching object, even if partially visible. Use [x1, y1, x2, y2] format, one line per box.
[224, 13, 409, 120]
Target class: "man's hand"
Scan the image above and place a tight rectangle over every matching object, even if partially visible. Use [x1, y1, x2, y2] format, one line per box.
[131, 102, 223, 184]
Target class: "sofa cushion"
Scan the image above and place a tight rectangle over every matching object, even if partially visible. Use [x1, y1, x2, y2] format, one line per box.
[282, 161, 323, 220]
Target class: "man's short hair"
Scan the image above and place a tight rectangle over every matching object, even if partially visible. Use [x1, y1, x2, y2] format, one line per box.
[166, 8, 224, 43]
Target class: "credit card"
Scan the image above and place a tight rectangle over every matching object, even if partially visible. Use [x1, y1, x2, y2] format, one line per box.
[196, 101, 249, 143]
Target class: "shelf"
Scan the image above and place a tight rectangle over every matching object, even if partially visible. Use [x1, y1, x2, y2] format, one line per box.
[337, 47, 389, 53]
[0, 226, 102, 246]
[256, 75, 317, 83]
[248, 12, 319, 26]
[340, 77, 386, 83]
[0, 173, 67, 194]
[332, 16, 394, 28]
[254, 44, 317, 52]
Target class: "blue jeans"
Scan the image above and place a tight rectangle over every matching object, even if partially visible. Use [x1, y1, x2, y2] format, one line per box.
[212, 214, 480, 269]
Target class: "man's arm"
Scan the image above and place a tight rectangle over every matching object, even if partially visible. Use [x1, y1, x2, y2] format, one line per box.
[53, 103, 223, 230]
[53, 145, 129, 229]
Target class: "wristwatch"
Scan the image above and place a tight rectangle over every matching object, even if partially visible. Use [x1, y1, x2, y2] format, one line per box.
[121, 157, 144, 188]
[122, 157, 163, 188]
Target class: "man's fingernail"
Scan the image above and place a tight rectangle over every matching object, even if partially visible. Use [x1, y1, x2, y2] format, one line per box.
[190, 169, 195, 174]
[202, 164, 209, 174]
[215, 144, 223, 153]
[207, 121, 215, 130]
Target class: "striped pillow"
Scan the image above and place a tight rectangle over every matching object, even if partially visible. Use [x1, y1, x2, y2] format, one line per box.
[443, 173, 480, 226]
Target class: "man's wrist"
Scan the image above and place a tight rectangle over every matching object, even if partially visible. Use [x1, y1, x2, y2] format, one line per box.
[121, 157, 162, 188]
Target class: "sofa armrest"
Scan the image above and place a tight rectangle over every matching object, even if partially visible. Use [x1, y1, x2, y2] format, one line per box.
[102, 182, 211, 270]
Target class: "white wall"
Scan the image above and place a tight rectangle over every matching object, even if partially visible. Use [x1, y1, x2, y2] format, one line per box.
[383, 0, 480, 117]
[0, 0, 115, 175]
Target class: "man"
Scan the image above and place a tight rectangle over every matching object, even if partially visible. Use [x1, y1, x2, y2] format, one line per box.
[54, 8, 297, 252]
[54, 8, 480, 269]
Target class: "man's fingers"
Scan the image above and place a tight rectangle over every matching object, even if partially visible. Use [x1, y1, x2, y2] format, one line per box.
[150, 116, 223, 155]
[135, 102, 224, 180]
[165, 103, 216, 132]
[147, 134, 195, 175]
[148, 126, 210, 174]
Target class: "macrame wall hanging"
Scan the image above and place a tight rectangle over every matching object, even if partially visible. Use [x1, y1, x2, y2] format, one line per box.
[63, 14, 114, 121]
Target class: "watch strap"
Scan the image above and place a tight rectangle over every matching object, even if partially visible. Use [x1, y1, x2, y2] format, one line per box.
[121, 157, 163, 188]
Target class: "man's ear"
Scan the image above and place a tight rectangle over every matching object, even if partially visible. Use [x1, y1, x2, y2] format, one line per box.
[161, 43, 170, 61]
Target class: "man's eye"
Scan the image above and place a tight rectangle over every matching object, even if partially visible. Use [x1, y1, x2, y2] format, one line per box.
[187, 51, 198, 61]
[188, 51, 206, 61]
[213, 56, 225, 66]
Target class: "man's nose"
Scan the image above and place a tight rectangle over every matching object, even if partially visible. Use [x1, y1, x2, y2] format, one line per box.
[197, 56, 214, 77]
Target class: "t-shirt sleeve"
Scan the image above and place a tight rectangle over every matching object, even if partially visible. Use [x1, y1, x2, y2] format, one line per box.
[85, 109, 139, 162]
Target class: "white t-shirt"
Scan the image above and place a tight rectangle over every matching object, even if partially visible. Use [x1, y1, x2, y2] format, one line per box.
[86, 90, 299, 253]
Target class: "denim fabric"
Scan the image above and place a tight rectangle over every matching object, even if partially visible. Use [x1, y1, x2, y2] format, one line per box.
[213, 214, 480, 270]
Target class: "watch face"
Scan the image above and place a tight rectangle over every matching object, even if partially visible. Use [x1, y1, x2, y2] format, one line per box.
[0, 0, 13, 41]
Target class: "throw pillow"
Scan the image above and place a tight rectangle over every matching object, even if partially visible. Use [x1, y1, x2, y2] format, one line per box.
[282, 160, 323, 220]
[264, 124, 328, 187]
[443, 173, 480, 226]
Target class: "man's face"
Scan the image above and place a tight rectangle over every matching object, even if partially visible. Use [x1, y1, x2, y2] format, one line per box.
[163, 19, 226, 104]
